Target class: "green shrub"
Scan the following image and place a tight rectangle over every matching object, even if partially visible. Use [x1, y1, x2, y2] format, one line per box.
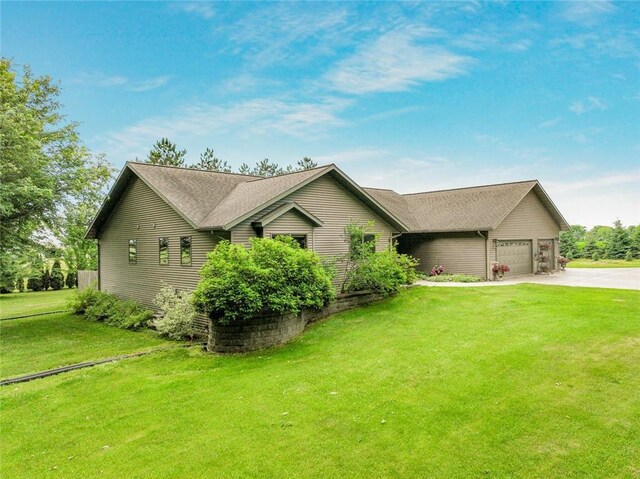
[153, 284, 196, 340]
[106, 299, 154, 329]
[68, 287, 152, 330]
[27, 271, 44, 292]
[193, 238, 335, 324]
[625, 250, 634, 261]
[42, 268, 50, 291]
[423, 274, 483, 283]
[592, 251, 600, 261]
[344, 248, 419, 296]
[49, 260, 64, 290]
[85, 293, 118, 322]
[16, 278, 24, 292]
[68, 287, 103, 313]
[65, 271, 77, 289]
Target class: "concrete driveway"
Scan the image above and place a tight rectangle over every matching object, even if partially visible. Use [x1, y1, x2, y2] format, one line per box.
[416, 268, 640, 291]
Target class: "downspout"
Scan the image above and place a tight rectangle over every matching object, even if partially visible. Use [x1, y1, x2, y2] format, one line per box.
[477, 231, 488, 280]
[96, 240, 101, 291]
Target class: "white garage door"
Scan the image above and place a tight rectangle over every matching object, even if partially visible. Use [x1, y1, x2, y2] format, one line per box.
[496, 240, 532, 276]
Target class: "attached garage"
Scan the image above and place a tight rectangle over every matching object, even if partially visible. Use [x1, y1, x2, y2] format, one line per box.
[397, 233, 487, 278]
[495, 240, 532, 276]
[366, 180, 570, 281]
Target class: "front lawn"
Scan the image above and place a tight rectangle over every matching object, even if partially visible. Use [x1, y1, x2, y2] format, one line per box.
[2, 285, 639, 478]
[0, 289, 75, 319]
[0, 312, 172, 378]
[568, 258, 640, 268]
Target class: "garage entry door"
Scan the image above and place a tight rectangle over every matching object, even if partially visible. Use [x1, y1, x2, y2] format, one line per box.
[496, 240, 532, 276]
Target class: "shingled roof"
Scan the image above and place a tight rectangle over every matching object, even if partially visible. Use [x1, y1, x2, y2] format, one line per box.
[365, 180, 570, 233]
[86, 162, 408, 238]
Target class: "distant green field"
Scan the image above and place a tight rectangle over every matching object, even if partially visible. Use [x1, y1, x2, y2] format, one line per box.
[567, 258, 640, 268]
[2, 285, 639, 479]
[0, 289, 75, 319]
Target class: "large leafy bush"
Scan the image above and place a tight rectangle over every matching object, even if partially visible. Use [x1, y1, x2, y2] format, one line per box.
[344, 248, 418, 296]
[193, 237, 335, 324]
[68, 287, 153, 330]
[153, 284, 196, 340]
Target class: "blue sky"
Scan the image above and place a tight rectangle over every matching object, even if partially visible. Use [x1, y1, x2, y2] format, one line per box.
[4, 1, 639, 227]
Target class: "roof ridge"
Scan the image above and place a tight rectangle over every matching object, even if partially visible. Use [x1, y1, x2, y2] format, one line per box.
[127, 161, 262, 179]
[364, 186, 397, 192]
[401, 179, 538, 196]
[245, 164, 334, 182]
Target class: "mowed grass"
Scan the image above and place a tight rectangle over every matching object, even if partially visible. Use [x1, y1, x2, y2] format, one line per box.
[0, 312, 172, 378]
[2, 285, 640, 478]
[0, 289, 75, 319]
[568, 258, 640, 268]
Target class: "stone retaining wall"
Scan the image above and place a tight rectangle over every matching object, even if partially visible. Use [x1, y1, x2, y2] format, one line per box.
[207, 290, 385, 353]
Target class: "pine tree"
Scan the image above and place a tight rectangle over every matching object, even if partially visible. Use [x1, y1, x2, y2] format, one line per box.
[49, 259, 64, 290]
[297, 157, 317, 170]
[190, 148, 232, 172]
[146, 138, 187, 166]
[606, 220, 632, 259]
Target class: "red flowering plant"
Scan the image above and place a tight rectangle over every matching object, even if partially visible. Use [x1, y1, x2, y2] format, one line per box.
[492, 264, 510, 275]
[430, 265, 445, 276]
[557, 256, 570, 271]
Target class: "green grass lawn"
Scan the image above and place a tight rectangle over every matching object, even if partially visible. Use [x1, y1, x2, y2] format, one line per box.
[0, 312, 172, 378]
[568, 258, 640, 268]
[2, 285, 639, 478]
[0, 289, 75, 319]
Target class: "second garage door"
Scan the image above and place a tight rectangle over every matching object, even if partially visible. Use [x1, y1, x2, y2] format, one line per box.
[496, 240, 532, 276]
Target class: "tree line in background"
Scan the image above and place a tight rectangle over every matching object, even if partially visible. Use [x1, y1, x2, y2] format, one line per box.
[560, 220, 640, 261]
[0, 59, 318, 293]
[144, 137, 318, 176]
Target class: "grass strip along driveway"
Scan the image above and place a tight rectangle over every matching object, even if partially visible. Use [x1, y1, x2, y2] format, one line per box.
[2, 284, 639, 478]
[567, 258, 640, 268]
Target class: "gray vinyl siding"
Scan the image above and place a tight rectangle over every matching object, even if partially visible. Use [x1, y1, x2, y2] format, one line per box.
[399, 232, 487, 279]
[231, 174, 395, 287]
[488, 190, 561, 277]
[264, 210, 315, 249]
[97, 176, 228, 329]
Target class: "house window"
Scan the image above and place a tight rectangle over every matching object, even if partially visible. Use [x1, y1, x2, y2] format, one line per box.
[128, 239, 137, 264]
[274, 234, 307, 249]
[180, 236, 192, 265]
[159, 237, 169, 265]
[363, 234, 376, 254]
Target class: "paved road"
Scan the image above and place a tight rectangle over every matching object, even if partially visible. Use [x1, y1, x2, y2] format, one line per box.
[416, 268, 640, 291]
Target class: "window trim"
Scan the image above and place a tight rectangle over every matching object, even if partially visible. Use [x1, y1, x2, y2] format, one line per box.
[180, 236, 192, 266]
[363, 233, 377, 253]
[128, 239, 137, 264]
[272, 233, 308, 249]
[159, 237, 169, 265]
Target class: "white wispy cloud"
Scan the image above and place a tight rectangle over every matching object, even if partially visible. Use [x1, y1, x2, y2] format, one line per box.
[539, 117, 562, 129]
[172, 2, 214, 19]
[562, 0, 616, 26]
[128, 76, 172, 92]
[326, 29, 469, 95]
[569, 96, 607, 114]
[70, 72, 128, 87]
[94, 97, 351, 160]
[70, 72, 171, 92]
